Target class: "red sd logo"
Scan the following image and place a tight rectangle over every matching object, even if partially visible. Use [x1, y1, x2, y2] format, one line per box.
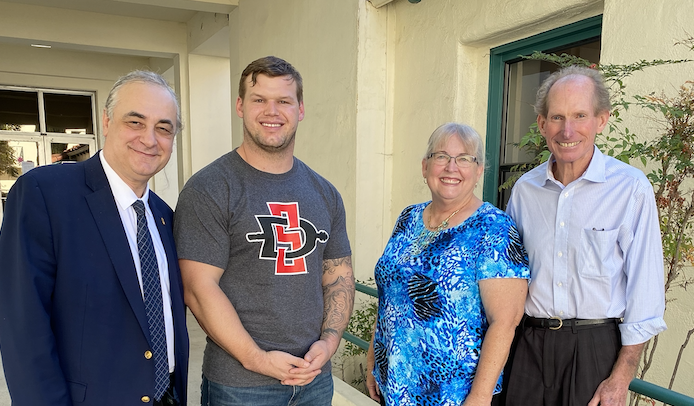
[246, 202, 329, 275]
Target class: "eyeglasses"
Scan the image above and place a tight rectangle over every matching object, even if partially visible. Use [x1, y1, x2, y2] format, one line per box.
[428, 152, 478, 168]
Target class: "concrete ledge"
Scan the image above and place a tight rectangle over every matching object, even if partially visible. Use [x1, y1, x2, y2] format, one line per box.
[332, 375, 378, 406]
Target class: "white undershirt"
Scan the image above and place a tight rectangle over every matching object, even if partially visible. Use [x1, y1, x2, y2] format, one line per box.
[99, 151, 175, 372]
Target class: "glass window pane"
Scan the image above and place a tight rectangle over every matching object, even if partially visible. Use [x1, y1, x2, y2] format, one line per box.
[44, 93, 94, 135]
[51, 142, 92, 163]
[0, 90, 40, 132]
[503, 61, 547, 165]
[0, 140, 42, 212]
[501, 39, 601, 167]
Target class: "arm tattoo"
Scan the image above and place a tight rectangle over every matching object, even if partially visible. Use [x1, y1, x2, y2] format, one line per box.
[322, 256, 352, 275]
[321, 256, 355, 340]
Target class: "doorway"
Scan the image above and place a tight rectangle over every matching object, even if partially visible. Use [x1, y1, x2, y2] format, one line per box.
[0, 87, 98, 224]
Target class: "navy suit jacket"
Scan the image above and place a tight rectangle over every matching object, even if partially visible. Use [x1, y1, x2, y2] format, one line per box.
[0, 153, 189, 405]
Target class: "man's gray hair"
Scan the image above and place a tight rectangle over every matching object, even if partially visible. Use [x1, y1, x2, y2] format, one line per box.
[104, 70, 182, 132]
[535, 65, 611, 117]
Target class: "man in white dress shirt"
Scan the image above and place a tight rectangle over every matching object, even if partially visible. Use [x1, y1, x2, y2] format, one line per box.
[504, 65, 666, 406]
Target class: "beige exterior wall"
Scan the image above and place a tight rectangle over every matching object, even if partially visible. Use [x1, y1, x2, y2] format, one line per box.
[387, 0, 603, 218]
[188, 54, 233, 174]
[601, 0, 694, 393]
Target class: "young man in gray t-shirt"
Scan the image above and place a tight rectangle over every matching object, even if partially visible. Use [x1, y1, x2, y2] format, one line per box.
[174, 56, 355, 406]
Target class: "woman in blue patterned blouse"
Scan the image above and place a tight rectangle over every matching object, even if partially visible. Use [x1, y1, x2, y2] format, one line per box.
[366, 123, 530, 406]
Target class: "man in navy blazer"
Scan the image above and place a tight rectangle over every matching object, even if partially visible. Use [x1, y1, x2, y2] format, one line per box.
[0, 71, 189, 405]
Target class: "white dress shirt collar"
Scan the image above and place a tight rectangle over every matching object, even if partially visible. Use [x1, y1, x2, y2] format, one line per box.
[99, 150, 151, 210]
[544, 145, 607, 187]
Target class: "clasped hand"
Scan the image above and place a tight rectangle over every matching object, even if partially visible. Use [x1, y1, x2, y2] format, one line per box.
[258, 340, 332, 386]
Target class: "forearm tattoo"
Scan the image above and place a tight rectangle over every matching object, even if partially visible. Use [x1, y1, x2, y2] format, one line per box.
[322, 256, 353, 274]
[321, 256, 355, 340]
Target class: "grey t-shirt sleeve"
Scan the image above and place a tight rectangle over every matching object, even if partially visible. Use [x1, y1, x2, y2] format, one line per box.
[174, 185, 230, 270]
[322, 189, 351, 260]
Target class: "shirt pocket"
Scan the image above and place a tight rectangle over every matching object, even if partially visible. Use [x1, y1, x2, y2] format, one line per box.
[579, 228, 619, 278]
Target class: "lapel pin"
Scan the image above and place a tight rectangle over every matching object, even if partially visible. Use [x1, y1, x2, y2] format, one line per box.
[161, 218, 166, 225]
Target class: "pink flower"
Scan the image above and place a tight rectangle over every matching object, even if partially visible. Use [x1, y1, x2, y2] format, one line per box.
[17, 157, 23, 163]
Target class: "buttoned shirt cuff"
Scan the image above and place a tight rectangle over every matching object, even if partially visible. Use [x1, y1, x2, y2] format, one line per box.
[619, 317, 667, 345]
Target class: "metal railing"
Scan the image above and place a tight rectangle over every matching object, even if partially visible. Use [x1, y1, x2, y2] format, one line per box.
[629, 379, 694, 406]
[342, 282, 694, 406]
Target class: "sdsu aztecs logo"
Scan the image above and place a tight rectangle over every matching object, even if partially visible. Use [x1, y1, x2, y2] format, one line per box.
[246, 202, 329, 275]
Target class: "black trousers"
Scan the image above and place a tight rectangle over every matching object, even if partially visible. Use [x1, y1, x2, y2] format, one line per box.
[503, 320, 621, 406]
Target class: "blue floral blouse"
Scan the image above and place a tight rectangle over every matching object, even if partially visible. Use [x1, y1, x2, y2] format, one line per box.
[372, 202, 530, 406]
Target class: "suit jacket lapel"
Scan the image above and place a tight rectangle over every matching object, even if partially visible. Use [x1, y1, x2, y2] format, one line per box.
[83, 154, 151, 340]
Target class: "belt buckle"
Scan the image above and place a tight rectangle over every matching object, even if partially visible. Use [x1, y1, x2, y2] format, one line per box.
[549, 316, 563, 330]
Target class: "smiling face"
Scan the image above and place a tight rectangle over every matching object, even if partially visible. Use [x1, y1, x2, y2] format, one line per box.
[538, 75, 609, 178]
[102, 81, 177, 197]
[422, 134, 484, 205]
[236, 73, 304, 154]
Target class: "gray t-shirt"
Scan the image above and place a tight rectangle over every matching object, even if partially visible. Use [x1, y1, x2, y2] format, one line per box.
[174, 150, 352, 387]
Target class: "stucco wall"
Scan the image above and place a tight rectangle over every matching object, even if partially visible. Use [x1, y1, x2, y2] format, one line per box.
[188, 54, 232, 174]
[387, 0, 603, 219]
[601, 0, 694, 394]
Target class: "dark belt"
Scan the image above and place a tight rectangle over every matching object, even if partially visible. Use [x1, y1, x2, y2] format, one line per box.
[524, 316, 621, 331]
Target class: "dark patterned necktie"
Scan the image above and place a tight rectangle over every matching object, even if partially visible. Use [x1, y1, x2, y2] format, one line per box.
[132, 200, 169, 400]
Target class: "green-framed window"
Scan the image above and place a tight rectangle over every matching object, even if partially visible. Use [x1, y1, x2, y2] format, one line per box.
[483, 15, 602, 208]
